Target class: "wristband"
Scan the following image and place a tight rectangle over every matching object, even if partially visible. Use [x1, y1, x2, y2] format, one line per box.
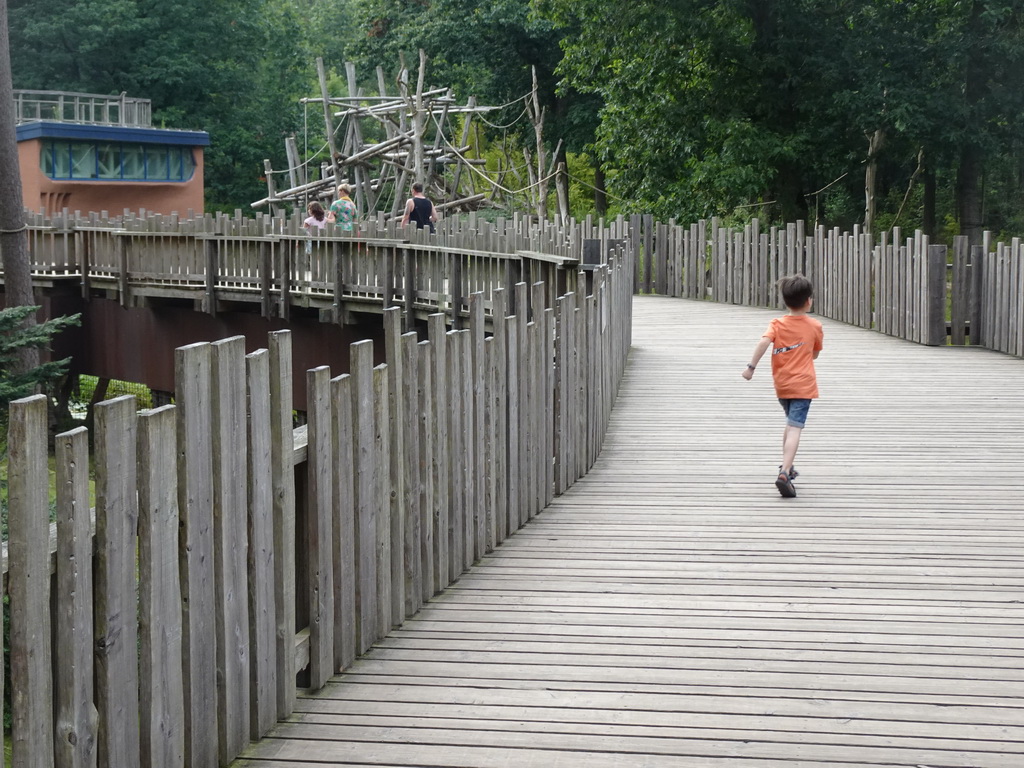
[746, 364, 756, 370]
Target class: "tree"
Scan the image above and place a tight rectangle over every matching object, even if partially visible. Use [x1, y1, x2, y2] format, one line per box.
[344, 0, 600, 208]
[8, 0, 309, 209]
[0, 0, 39, 375]
[0, 305, 80, 411]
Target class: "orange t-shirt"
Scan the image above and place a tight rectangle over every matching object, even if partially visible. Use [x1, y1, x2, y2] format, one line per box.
[763, 314, 823, 399]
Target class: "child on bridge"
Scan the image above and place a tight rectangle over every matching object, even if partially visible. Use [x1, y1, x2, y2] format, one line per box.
[741, 275, 823, 498]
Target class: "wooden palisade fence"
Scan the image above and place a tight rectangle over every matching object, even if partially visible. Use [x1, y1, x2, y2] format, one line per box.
[19, 209, 609, 329]
[629, 215, 1024, 358]
[2, 223, 632, 767]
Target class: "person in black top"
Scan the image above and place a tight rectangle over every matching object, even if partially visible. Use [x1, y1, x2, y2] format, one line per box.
[401, 182, 438, 232]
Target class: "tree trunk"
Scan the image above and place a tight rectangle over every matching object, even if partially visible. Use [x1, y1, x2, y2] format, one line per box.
[922, 163, 936, 238]
[956, 143, 984, 247]
[956, 1, 987, 247]
[775, 160, 808, 224]
[0, 0, 40, 374]
[864, 128, 886, 235]
[593, 163, 607, 218]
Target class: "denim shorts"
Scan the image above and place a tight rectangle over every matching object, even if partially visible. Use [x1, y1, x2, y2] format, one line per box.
[779, 398, 811, 428]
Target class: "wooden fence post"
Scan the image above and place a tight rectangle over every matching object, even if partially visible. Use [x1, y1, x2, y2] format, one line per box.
[350, 340, 378, 653]
[54, 426, 98, 768]
[137, 405, 185, 768]
[401, 332, 423, 614]
[306, 365, 334, 689]
[427, 315, 450, 589]
[94, 394, 141, 768]
[373, 363, 393, 636]
[175, 343, 219, 767]
[8, 395, 55, 768]
[417, 340, 436, 600]
[926, 244, 948, 346]
[331, 373, 357, 669]
[245, 349, 277, 738]
[211, 337, 250, 760]
[383, 308, 406, 627]
[268, 330, 297, 718]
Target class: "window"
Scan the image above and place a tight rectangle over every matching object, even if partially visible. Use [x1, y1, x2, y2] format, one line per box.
[39, 139, 196, 182]
[98, 143, 121, 179]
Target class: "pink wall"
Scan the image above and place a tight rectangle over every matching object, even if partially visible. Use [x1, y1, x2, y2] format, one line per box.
[18, 139, 206, 217]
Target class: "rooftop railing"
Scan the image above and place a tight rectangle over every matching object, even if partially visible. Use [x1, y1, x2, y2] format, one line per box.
[14, 89, 152, 128]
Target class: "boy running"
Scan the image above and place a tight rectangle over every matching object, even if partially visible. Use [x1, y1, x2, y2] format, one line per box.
[741, 275, 823, 498]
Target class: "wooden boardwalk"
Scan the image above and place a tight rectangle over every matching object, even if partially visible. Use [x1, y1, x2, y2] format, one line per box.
[240, 296, 1024, 768]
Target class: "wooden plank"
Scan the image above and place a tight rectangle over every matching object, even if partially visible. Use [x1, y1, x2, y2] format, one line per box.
[8, 395, 55, 768]
[470, 294, 487, 559]
[417, 340, 436, 601]
[350, 340, 378, 653]
[504, 315, 520, 534]
[373, 363, 393, 637]
[383, 308, 406, 627]
[54, 426, 97, 768]
[459, 329, 475, 567]
[483, 334, 498, 551]
[246, 349, 277, 738]
[174, 343, 219, 767]
[211, 337, 251, 760]
[427, 315, 450, 591]
[331, 374, 357, 669]
[544, 306, 556, 505]
[490, 289, 509, 546]
[446, 329, 466, 579]
[401, 333, 423, 615]
[268, 330, 297, 718]
[251, 295, 1024, 768]
[306, 365, 335, 689]
[93, 394, 141, 768]
[137, 405, 186, 768]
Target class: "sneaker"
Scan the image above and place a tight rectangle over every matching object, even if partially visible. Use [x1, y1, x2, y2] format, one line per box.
[775, 470, 797, 498]
[779, 465, 799, 480]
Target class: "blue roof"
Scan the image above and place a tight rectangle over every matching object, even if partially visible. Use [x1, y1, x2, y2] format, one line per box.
[16, 120, 210, 146]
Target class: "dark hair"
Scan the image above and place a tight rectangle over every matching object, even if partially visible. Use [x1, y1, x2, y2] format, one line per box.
[308, 201, 325, 222]
[412, 182, 424, 194]
[778, 274, 813, 309]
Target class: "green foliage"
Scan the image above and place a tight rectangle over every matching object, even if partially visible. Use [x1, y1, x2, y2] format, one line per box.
[9, 0, 309, 208]
[0, 307, 80, 411]
[7, 0, 1024, 235]
[542, 0, 1024, 236]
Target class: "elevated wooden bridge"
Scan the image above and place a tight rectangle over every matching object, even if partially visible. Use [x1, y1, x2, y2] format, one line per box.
[3, 213, 1022, 768]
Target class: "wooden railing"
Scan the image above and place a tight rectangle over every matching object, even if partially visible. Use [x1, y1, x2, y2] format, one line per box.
[1, 215, 633, 768]
[627, 215, 1024, 358]
[18, 210, 614, 329]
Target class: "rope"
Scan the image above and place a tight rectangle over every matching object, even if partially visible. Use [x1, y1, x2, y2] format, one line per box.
[476, 104, 529, 130]
[564, 172, 630, 203]
[430, 111, 558, 196]
[0, 224, 28, 234]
